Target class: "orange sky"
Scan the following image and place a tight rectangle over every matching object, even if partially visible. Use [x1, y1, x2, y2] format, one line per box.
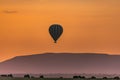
[0, 0, 120, 62]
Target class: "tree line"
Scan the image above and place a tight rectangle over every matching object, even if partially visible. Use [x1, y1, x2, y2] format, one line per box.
[0, 74, 120, 79]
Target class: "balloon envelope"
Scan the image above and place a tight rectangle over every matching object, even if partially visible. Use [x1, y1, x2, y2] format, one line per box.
[49, 24, 63, 43]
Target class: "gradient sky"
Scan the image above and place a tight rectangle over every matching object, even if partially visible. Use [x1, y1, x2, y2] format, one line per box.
[0, 0, 120, 61]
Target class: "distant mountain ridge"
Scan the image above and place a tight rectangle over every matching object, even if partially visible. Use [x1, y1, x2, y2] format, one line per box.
[0, 53, 120, 74]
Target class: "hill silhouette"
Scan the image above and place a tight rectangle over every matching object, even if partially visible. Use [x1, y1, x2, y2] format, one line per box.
[0, 53, 120, 74]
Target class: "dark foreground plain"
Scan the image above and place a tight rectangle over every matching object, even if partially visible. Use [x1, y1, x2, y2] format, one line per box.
[0, 78, 120, 80]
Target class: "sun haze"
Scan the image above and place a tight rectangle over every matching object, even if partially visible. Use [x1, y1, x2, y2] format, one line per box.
[0, 0, 120, 61]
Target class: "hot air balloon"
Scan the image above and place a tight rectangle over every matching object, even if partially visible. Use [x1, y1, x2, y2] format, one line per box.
[49, 24, 63, 43]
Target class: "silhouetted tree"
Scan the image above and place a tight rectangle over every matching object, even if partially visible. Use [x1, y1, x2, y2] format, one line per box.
[73, 76, 79, 78]
[8, 74, 13, 78]
[103, 77, 107, 79]
[60, 77, 63, 79]
[81, 76, 86, 79]
[1, 75, 7, 77]
[79, 76, 83, 78]
[24, 74, 30, 78]
[40, 75, 44, 78]
[91, 76, 96, 79]
[114, 76, 120, 79]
